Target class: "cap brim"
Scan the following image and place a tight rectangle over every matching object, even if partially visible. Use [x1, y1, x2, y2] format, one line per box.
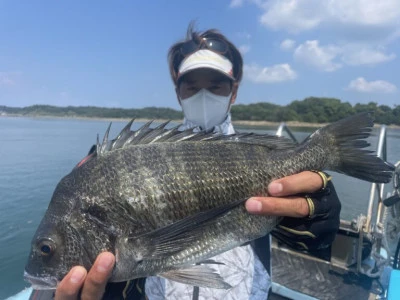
[177, 65, 235, 81]
[177, 49, 235, 81]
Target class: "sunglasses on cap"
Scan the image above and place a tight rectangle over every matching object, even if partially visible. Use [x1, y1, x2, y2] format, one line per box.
[180, 37, 231, 58]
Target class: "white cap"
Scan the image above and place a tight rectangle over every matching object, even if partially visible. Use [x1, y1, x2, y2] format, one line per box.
[177, 49, 234, 81]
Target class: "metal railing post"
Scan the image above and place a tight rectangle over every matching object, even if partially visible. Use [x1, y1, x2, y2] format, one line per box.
[366, 126, 387, 231]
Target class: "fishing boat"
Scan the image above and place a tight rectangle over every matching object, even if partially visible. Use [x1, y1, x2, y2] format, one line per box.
[8, 123, 400, 300]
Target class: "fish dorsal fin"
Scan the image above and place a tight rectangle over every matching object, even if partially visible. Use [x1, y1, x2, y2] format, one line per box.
[75, 120, 295, 169]
[92, 119, 296, 156]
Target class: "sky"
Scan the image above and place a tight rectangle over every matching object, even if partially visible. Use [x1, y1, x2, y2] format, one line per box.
[0, 0, 399, 110]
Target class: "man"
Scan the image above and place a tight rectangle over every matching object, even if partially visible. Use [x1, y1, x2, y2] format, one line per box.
[54, 25, 341, 300]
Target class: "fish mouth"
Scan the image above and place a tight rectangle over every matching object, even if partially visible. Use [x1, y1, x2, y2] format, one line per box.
[24, 270, 58, 290]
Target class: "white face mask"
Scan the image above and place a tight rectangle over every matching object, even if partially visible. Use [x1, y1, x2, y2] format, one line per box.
[180, 89, 232, 131]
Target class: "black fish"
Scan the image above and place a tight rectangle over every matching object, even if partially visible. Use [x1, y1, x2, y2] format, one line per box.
[24, 113, 394, 290]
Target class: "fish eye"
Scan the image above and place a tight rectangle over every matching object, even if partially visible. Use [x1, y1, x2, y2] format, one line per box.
[37, 239, 55, 256]
[41, 244, 51, 254]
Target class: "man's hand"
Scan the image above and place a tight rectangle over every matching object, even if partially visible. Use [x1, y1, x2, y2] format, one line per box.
[55, 252, 115, 300]
[246, 171, 341, 254]
[245, 171, 324, 217]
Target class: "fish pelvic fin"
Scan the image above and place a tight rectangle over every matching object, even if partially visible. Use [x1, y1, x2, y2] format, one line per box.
[307, 112, 394, 183]
[160, 264, 232, 289]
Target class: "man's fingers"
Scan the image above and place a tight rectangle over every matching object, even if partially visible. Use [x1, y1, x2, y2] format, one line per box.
[80, 252, 115, 300]
[54, 252, 115, 300]
[55, 266, 87, 300]
[246, 196, 309, 217]
[268, 171, 323, 197]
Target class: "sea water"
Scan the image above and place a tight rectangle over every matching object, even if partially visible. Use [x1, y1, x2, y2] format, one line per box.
[0, 117, 399, 299]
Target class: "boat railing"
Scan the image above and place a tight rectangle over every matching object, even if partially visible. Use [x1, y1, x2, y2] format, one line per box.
[275, 122, 398, 278]
[367, 125, 388, 231]
[275, 122, 299, 144]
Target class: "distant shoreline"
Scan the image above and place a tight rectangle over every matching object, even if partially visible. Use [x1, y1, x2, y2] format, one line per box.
[235, 120, 400, 129]
[1, 114, 399, 129]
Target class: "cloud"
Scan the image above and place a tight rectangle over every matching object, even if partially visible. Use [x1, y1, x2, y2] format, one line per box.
[259, 0, 323, 33]
[229, 0, 245, 8]
[341, 47, 396, 65]
[325, 0, 400, 27]
[236, 0, 400, 44]
[292, 40, 394, 70]
[0, 72, 16, 86]
[280, 39, 296, 51]
[293, 40, 396, 70]
[239, 44, 251, 54]
[347, 77, 397, 93]
[255, 0, 400, 35]
[294, 40, 342, 72]
[244, 63, 297, 83]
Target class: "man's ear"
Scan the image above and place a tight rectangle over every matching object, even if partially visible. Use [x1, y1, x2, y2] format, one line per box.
[175, 86, 182, 106]
[230, 82, 239, 104]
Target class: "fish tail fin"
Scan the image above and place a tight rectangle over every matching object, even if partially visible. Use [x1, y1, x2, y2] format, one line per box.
[308, 112, 394, 183]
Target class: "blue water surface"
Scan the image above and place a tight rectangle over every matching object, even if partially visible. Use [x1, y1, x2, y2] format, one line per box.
[0, 117, 399, 299]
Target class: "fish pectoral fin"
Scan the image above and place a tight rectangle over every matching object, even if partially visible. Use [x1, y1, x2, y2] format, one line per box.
[160, 265, 232, 289]
[137, 198, 247, 258]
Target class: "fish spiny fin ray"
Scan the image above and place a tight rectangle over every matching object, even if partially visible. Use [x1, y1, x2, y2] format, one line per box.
[92, 119, 296, 156]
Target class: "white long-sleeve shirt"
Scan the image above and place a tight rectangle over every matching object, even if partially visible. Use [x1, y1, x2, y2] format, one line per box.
[144, 113, 271, 300]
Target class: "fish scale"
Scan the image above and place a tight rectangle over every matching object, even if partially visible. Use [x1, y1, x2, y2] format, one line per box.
[24, 113, 395, 290]
[79, 142, 303, 279]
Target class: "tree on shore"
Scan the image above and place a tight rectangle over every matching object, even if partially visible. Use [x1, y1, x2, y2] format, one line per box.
[1, 97, 399, 125]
